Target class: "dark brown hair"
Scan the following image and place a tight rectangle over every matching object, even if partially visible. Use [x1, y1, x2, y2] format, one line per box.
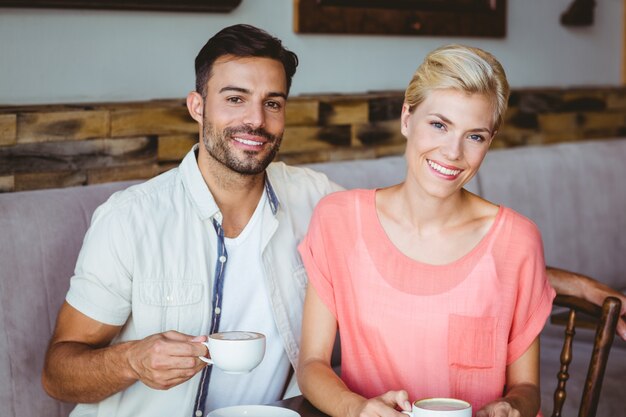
[195, 24, 298, 96]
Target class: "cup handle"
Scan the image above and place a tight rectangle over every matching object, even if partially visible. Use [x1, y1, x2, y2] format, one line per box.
[198, 341, 214, 365]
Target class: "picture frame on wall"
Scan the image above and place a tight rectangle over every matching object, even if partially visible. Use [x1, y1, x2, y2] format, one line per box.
[0, 0, 242, 12]
[294, 0, 506, 38]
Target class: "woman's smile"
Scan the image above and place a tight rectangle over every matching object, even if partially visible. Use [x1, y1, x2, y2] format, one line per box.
[426, 159, 463, 180]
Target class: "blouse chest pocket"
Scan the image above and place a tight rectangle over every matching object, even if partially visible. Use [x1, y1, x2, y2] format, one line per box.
[448, 314, 496, 369]
[447, 314, 500, 406]
[136, 280, 204, 336]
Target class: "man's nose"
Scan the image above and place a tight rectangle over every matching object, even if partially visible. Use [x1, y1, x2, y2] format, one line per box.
[243, 104, 265, 129]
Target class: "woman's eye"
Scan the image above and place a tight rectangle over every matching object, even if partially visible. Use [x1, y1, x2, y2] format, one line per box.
[431, 121, 445, 130]
[469, 134, 485, 142]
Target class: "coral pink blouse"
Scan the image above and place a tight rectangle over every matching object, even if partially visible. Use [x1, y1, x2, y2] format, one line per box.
[298, 189, 555, 413]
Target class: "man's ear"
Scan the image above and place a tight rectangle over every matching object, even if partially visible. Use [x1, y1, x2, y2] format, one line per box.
[186, 91, 204, 125]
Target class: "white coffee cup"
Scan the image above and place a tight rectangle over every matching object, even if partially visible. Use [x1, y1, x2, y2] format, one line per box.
[402, 398, 472, 417]
[199, 331, 266, 374]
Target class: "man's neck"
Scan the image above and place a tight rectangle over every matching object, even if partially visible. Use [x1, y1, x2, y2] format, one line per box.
[197, 149, 267, 238]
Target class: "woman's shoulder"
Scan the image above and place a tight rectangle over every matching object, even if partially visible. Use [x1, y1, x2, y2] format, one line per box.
[498, 206, 543, 242]
[310, 189, 375, 236]
[467, 190, 540, 239]
[316, 188, 374, 211]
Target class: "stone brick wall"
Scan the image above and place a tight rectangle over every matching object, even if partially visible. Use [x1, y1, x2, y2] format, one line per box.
[1, 87, 625, 192]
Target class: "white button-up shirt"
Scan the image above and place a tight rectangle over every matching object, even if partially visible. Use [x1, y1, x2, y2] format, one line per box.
[66, 146, 340, 417]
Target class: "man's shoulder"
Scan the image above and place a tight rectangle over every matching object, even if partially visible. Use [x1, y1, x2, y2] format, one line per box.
[97, 167, 181, 215]
[267, 161, 328, 182]
[266, 161, 340, 196]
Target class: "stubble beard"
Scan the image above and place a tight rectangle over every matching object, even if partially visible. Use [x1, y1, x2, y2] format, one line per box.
[202, 123, 282, 175]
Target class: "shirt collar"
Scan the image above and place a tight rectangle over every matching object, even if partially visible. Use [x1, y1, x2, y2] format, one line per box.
[180, 144, 280, 221]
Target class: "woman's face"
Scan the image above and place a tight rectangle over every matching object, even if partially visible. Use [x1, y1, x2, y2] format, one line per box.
[401, 88, 495, 199]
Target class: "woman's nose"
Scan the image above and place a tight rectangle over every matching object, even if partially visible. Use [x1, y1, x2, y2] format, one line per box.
[441, 137, 463, 160]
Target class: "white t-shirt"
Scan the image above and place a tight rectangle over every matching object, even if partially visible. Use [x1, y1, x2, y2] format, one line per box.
[206, 192, 291, 412]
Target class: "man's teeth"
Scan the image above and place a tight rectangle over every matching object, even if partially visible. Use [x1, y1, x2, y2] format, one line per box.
[428, 160, 461, 176]
[234, 137, 263, 146]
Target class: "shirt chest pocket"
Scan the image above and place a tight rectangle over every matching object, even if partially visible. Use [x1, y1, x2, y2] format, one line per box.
[136, 281, 204, 336]
[293, 264, 308, 289]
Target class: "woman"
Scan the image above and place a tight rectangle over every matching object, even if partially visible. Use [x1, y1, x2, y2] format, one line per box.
[297, 44, 555, 417]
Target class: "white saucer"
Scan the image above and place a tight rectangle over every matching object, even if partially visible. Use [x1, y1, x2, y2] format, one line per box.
[207, 405, 300, 417]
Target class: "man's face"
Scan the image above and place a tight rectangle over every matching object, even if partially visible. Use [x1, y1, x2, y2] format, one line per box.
[200, 55, 287, 175]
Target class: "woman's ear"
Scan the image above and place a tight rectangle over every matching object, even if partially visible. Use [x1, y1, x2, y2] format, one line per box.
[186, 91, 204, 125]
[400, 103, 411, 137]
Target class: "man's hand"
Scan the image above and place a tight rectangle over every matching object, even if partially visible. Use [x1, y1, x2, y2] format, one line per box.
[581, 276, 626, 340]
[43, 303, 210, 403]
[126, 331, 208, 390]
[547, 266, 626, 340]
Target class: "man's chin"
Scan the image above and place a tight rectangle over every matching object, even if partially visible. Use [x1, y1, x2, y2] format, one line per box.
[231, 166, 267, 175]
[228, 157, 274, 175]
[232, 150, 279, 175]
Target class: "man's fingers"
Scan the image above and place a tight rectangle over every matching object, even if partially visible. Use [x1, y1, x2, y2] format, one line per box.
[161, 331, 208, 351]
[617, 318, 626, 341]
[139, 360, 205, 390]
[160, 355, 205, 370]
[152, 336, 207, 358]
[161, 330, 195, 341]
[143, 375, 195, 390]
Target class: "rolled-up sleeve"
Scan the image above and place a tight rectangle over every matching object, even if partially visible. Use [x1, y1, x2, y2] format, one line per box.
[66, 202, 133, 326]
[298, 203, 338, 318]
[507, 225, 556, 365]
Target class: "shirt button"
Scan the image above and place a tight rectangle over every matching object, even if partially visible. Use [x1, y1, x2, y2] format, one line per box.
[215, 307, 221, 315]
[219, 255, 227, 263]
[195, 410, 203, 416]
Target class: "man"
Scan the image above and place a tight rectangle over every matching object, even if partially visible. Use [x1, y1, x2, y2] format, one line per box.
[42, 24, 625, 417]
[42, 24, 339, 417]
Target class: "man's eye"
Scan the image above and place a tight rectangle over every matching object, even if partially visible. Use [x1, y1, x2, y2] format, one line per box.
[266, 101, 282, 110]
[227, 97, 243, 104]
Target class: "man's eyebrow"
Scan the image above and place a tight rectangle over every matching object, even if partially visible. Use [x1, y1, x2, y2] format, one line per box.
[268, 92, 287, 100]
[219, 86, 250, 94]
[218, 86, 287, 100]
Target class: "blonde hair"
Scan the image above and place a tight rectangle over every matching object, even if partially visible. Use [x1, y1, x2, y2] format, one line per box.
[404, 44, 510, 131]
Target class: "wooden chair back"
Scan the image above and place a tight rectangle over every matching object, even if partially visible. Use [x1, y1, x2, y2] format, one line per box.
[550, 294, 622, 417]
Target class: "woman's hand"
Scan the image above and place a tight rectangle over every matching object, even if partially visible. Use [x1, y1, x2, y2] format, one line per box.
[350, 390, 411, 417]
[481, 338, 540, 417]
[476, 399, 520, 417]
